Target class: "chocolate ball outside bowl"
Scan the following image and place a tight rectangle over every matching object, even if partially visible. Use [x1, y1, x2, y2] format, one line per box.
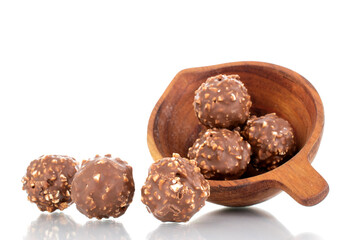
[242, 113, 296, 170]
[188, 128, 251, 180]
[194, 74, 252, 129]
[22, 155, 79, 212]
[71, 154, 135, 219]
[141, 153, 210, 222]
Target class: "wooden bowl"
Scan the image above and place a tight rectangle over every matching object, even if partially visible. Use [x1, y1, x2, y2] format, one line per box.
[147, 61, 329, 207]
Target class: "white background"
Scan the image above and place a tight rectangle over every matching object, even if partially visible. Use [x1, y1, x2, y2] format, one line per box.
[0, 1, 359, 239]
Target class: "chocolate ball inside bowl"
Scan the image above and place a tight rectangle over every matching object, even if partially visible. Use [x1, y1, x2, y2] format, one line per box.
[188, 128, 251, 180]
[148, 61, 329, 207]
[193, 74, 252, 128]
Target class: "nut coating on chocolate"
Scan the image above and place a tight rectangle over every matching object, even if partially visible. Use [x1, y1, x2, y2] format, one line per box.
[141, 153, 210, 222]
[71, 154, 135, 219]
[22, 155, 78, 212]
[194, 74, 252, 128]
[188, 128, 251, 180]
[242, 113, 296, 170]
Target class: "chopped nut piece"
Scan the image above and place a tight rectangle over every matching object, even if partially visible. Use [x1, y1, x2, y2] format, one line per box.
[170, 182, 183, 192]
[123, 175, 129, 182]
[152, 174, 159, 182]
[158, 179, 165, 190]
[59, 174, 67, 182]
[93, 174, 101, 182]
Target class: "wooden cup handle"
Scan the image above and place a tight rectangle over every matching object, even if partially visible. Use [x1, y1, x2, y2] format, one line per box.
[272, 159, 329, 206]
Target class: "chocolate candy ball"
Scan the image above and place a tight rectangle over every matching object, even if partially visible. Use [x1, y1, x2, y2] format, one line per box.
[71, 154, 135, 219]
[188, 128, 251, 180]
[242, 113, 296, 170]
[22, 155, 78, 212]
[141, 153, 210, 222]
[194, 74, 252, 128]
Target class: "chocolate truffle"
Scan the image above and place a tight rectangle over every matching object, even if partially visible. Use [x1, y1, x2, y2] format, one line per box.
[141, 153, 210, 222]
[194, 74, 252, 128]
[21, 155, 78, 212]
[188, 128, 251, 180]
[242, 113, 296, 170]
[71, 154, 135, 219]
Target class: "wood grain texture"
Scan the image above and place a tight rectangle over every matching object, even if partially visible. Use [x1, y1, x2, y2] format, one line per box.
[147, 61, 329, 207]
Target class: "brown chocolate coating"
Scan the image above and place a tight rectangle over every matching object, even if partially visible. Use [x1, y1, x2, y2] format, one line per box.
[22, 155, 79, 212]
[194, 74, 252, 128]
[141, 153, 210, 222]
[242, 113, 296, 170]
[188, 128, 251, 180]
[71, 154, 135, 219]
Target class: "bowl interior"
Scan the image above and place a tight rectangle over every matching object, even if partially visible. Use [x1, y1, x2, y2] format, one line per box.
[151, 63, 317, 163]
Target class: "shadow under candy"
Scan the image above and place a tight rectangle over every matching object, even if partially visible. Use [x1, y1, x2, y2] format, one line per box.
[147, 208, 323, 240]
[24, 213, 131, 240]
